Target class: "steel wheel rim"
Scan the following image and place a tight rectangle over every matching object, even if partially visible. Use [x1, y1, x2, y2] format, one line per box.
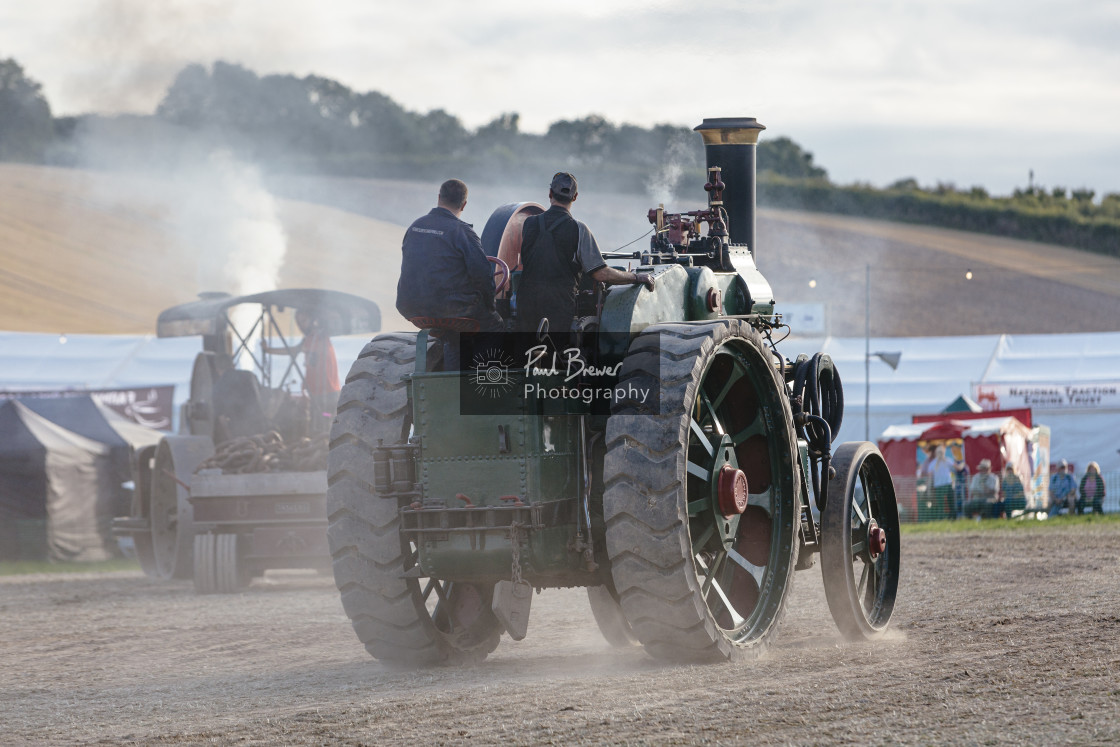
[686, 342, 794, 642]
[846, 453, 899, 630]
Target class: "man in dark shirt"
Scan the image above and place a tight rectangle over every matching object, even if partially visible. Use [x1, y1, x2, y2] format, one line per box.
[518, 172, 654, 334]
[396, 179, 504, 368]
[396, 179, 504, 332]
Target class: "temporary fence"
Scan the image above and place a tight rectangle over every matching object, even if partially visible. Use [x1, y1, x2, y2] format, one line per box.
[892, 471, 1119, 523]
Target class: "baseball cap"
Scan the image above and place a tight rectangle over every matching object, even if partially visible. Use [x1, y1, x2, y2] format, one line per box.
[550, 172, 578, 198]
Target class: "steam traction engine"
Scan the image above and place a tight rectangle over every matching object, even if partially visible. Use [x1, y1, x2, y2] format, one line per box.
[113, 290, 380, 593]
[327, 117, 900, 664]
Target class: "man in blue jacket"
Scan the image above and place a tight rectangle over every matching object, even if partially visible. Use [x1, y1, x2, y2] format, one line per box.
[396, 179, 504, 368]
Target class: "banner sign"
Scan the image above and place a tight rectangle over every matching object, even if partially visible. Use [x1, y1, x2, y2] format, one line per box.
[777, 303, 826, 335]
[972, 381, 1120, 411]
[0, 386, 175, 430]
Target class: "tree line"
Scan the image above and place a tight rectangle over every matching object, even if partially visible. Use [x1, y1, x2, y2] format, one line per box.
[2, 55, 1117, 257]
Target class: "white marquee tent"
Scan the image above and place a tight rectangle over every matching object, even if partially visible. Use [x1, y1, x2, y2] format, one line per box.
[786, 331, 1120, 474]
[2, 329, 1119, 472]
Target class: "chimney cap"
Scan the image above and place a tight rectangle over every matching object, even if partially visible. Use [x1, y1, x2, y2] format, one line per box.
[694, 117, 766, 146]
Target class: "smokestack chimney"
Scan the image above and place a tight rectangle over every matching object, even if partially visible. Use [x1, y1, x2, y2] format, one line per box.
[694, 117, 765, 257]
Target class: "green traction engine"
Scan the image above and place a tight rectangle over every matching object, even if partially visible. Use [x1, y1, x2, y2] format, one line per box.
[327, 117, 901, 665]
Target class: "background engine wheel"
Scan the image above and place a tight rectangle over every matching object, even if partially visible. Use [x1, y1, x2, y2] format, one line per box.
[604, 321, 801, 662]
[327, 333, 502, 666]
[149, 436, 212, 580]
[821, 441, 900, 640]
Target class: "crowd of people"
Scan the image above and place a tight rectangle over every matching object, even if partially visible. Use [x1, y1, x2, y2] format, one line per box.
[918, 447, 1109, 520]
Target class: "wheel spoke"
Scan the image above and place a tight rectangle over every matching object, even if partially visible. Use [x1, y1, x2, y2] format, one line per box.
[851, 495, 868, 526]
[689, 417, 715, 458]
[708, 579, 746, 628]
[856, 561, 870, 600]
[420, 578, 437, 602]
[687, 498, 710, 517]
[698, 390, 727, 437]
[729, 414, 767, 446]
[691, 523, 716, 554]
[708, 360, 745, 412]
[698, 550, 728, 595]
[727, 546, 766, 588]
[430, 580, 452, 629]
[863, 561, 880, 611]
[687, 461, 711, 482]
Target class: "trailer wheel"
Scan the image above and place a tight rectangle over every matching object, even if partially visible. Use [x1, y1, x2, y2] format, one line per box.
[604, 321, 800, 662]
[193, 534, 216, 593]
[214, 534, 250, 593]
[821, 441, 900, 640]
[327, 333, 502, 666]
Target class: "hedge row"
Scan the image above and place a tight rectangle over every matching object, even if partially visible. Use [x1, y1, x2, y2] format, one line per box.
[758, 178, 1120, 259]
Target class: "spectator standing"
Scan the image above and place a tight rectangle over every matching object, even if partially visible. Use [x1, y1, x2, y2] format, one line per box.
[1001, 464, 1026, 516]
[952, 459, 970, 519]
[917, 444, 955, 519]
[1048, 460, 1077, 516]
[1079, 462, 1106, 515]
[967, 459, 1001, 518]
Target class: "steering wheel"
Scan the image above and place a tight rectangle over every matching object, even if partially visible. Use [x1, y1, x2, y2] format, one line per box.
[488, 256, 511, 295]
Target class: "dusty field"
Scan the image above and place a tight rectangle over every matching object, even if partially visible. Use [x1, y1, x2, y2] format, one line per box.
[3, 163, 1120, 337]
[273, 174, 1120, 338]
[3, 524, 1119, 745]
[0, 164, 410, 334]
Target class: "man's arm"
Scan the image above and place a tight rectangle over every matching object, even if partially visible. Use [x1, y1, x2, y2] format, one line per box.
[590, 265, 655, 290]
[576, 222, 654, 289]
[459, 225, 497, 298]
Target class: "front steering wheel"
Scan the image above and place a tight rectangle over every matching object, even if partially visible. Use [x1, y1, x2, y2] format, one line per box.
[488, 256, 511, 295]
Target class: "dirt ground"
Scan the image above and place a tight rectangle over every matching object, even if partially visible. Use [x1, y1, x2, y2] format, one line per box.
[3, 524, 1119, 746]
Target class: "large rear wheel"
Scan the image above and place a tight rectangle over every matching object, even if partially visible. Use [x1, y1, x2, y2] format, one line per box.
[821, 441, 900, 640]
[327, 333, 502, 666]
[603, 321, 801, 662]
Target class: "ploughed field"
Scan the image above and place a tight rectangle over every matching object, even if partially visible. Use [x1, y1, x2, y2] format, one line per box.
[3, 523, 1118, 745]
[3, 163, 1120, 337]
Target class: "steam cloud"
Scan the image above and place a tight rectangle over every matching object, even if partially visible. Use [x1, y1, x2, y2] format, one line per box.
[177, 151, 288, 298]
[644, 133, 695, 208]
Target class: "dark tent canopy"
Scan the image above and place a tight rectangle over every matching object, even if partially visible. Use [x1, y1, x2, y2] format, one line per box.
[0, 397, 161, 562]
[17, 396, 160, 504]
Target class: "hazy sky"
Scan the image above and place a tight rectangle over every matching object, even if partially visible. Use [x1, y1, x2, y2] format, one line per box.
[2, 0, 1118, 194]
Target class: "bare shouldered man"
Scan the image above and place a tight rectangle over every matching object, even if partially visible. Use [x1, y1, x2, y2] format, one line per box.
[517, 172, 653, 334]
